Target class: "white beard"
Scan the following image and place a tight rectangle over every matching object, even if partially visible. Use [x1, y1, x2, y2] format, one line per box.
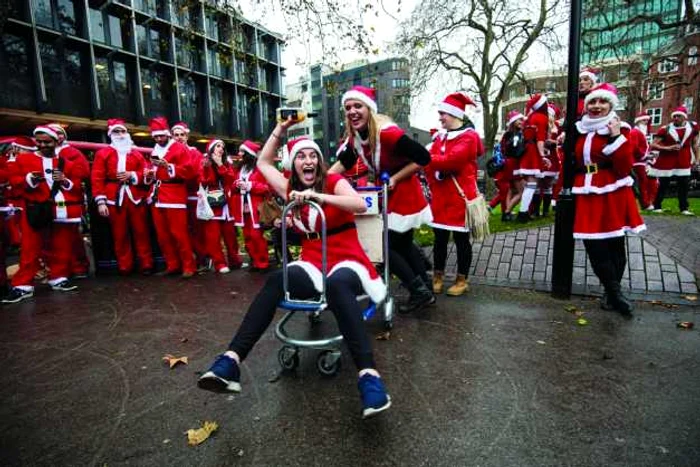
[637, 123, 648, 135]
[110, 134, 134, 156]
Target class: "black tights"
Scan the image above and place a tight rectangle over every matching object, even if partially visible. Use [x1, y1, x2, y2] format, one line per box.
[433, 228, 472, 276]
[228, 267, 376, 370]
[388, 229, 428, 285]
[583, 237, 626, 289]
[654, 176, 689, 211]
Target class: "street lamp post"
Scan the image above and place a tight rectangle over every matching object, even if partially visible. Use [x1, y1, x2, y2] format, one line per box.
[551, 0, 583, 298]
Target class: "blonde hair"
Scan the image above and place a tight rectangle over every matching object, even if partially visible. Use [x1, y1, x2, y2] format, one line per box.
[343, 109, 394, 156]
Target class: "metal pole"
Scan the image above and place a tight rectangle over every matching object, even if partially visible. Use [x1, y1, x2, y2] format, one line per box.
[551, 0, 583, 298]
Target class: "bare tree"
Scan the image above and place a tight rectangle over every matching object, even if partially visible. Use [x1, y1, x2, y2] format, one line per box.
[393, 0, 566, 153]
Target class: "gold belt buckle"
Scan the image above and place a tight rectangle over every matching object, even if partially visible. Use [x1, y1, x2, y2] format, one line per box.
[306, 232, 320, 240]
[585, 163, 598, 174]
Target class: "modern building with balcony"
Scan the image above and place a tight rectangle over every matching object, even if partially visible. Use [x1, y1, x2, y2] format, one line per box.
[0, 0, 284, 146]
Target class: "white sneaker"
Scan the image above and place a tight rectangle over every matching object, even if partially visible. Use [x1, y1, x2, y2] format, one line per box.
[681, 210, 695, 216]
[218, 266, 231, 274]
[645, 205, 655, 211]
[653, 208, 664, 213]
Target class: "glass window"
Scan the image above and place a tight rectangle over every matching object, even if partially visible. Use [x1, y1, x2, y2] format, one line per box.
[142, 68, 172, 117]
[35, 0, 53, 28]
[90, 9, 106, 43]
[648, 108, 662, 126]
[617, 94, 627, 110]
[57, 0, 78, 35]
[108, 16, 123, 48]
[179, 75, 201, 130]
[208, 48, 220, 76]
[149, 29, 161, 60]
[647, 82, 664, 100]
[156, 0, 169, 20]
[205, 10, 219, 41]
[40, 42, 89, 115]
[95, 57, 110, 94]
[0, 33, 35, 109]
[136, 25, 148, 56]
[173, 0, 190, 27]
[683, 96, 693, 114]
[658, 58, 679, 73]
[688, 47, 698, 66]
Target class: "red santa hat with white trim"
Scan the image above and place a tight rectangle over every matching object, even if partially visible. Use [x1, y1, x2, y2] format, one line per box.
[206, 139, 224, 154]
[33, 125, 59, 140]
[579, 66, 600, 83]
[341, 86, 378, 114]
[671, 106, 688, 118]
[47, 123, 67, 139]
[438, 92, 475, 119]
[11, 136, 37, 151]
[283, 136, 323, 171]
[149, 116, 171, 137]
[506, 110, 525, 127]
[239, 140, 261, 158]
[583, 82, 619, 109]
[171, 121, 190, 134]
[634, 111, 651, 123]
[107, 118, 128, 136]
[526, 94, 548, 115]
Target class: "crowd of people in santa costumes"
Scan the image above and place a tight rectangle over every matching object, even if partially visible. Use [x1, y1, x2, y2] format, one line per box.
[425, 92, 483, 297]
[628, 111, 656, 211]
[494, 110, 526, 221]
[648, 106, 700, 215]
[331, 85, 435, 314]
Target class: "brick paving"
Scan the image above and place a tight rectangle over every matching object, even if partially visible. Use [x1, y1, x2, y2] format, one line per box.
[430, 216, 700, 304]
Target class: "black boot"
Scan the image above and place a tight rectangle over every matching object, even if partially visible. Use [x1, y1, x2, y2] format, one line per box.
[516, 212, 531, 223]
[542, 194, 552, 216]
[531, 194, 541, 217]
[607, 282, 633, 315]
[398, 277, 436, 314]
[599, 293, 615, 311]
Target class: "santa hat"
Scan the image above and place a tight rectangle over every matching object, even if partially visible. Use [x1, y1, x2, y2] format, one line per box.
[583, 82, 619, 109]
[526, 94, 548, 114]
[634, 111, 651, 123]
[171, 121, 190, 133]
[47, 123, 67, 138]
[206, 139, 224, 154]
[239, 140, 261, 158]
[671, 106, 688, 118]
[579, 67, 600, 83]
[33, 125, 59, 140]
[438, 92, 475, 119]
[341, 86, 378, 114]
[506, 110, 525, 127]
[548, 104, 562, 119]
[284, 137, 322, 170]
[107, 118, 128, 136]
[149, 117, 171, 137]
[11, 136, 37, 151]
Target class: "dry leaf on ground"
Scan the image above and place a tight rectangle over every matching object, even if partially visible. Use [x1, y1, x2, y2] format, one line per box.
[187, 421, 218, 446]
[376, 331, 391, 341]
[682, 295, 697, 301]
[163, 354, 188, 369]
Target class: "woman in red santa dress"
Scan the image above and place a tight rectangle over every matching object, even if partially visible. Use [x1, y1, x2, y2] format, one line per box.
[330, 85, 434, 313]
[515, 93, 553, 222]
[499, 110, 526, 220]
[572, 83, 645, 315]
[2, 126, 83, 304]
[426, 92, 483, 297]
[628, 111, 655, 211]
[530, 103, 562, 218]
[91, 119, 154, 275]
[197, 139, 242, 273]
[649, 106, 699, 215]
[198, 119, 391, 419]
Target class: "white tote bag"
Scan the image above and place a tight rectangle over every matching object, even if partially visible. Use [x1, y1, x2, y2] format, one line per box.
[196, 185, 215, 220]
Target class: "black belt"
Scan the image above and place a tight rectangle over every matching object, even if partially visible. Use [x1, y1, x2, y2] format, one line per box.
[105, 179, 129, 185]
[159, 179, 184, 184]
[574, 161, 613, 174]
[303, 222, 356, 241]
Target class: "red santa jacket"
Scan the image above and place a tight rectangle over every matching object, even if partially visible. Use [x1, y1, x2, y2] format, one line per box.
[425, 128, 482, 232]
[650, 121, 699, 176]
[225, 164, 269, 227]
[146, 140, 194, 208]
[56, 144, 89, 215]
[628, 127, 649, 166]
[186, 146, 204, 203]
[199, 161, 230, 221]
[572, 122, 633, 195]
[92, 146, 148, 206]
[0, 155, 10, 213]
[10, 151, 82, 223]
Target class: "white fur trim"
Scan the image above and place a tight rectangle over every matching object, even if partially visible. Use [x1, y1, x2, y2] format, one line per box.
[107, 124, 127, 135]
[601, 135, 627, 156]
[584, 89, 618, 108]
[573, 224, 646, 239]
[53, 218, 81, 223]
[572, 176, 634, 194]
[240, 144, 258, 158]
[154, 202, 187, 209]
[286, 261, 387, 304]
[60, 179, 74, 191]
[33, 127, 58, 140]
[167, 163, 176, 178]
[341, 90, 378, 114]
[428, 222, 469, 233]
[171, 124, 189, 133]
[25, 173, 38, 188]
[507, 113, 525, 127]
[579, 71, 598, 82]
[539, 171, 559, 178]
[634, 115, 651, 123]
[531, 95, 547, 112]
[671, 111, 688, 118]
[514, 168, 543, 176]
[289, 139, 323, 162]
[151, 129, 170, 137]
[647, 167, 692, 177]
[388, 204, 433, 233]
[437, 102, 465, 119]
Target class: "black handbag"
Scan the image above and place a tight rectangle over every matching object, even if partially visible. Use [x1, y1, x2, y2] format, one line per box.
[25, 157, 65, 229]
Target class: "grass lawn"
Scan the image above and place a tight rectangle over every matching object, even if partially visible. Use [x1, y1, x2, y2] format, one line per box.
[643, 197, 700, 216]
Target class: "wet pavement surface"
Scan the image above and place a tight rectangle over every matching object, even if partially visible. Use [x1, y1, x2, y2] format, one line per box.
[1, 271, 699, 466]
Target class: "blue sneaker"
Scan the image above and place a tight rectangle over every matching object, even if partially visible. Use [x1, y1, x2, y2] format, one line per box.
[198, 354, 241, 393]
[358, 373, 391, 419]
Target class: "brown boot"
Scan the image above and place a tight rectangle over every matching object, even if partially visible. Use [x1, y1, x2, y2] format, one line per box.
[432, 271, 444, 294]
[446, 275, 469, 296]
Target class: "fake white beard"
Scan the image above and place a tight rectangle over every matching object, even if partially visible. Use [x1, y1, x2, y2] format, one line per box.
[637, 123, 648, 135]
[110, 133, 134, 156]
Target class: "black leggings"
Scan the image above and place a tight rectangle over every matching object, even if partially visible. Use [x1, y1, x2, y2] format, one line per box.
[228, 266, 376, 370]
[388, 229, 428, 285]
[583, 237, 626, 288]
[654, 176, 689, 211]
[433, 228, 472, 276]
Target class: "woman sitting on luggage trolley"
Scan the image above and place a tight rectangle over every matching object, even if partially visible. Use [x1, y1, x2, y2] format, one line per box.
[198, 117, 392, 419]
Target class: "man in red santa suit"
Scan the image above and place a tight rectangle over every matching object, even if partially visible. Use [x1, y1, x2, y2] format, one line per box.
[171, 121, 207, 270]
[577, 67, 599, 118]
[2, 126, 82, 304]
[649, 106, 700, 215]
[92, 119, 154, 275]
[48, 123, 91, 278]
[628, 111, 655, 211]
[146, 117, 197, 277]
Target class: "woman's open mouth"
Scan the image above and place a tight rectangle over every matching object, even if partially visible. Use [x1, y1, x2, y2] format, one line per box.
[302, 166, 316, 182]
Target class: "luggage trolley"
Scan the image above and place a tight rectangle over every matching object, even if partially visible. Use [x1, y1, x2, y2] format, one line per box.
[274, 174, 394, 377]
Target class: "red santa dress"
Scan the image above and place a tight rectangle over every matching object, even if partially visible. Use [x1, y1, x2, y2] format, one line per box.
[516, 109, 549, 177]
[648, 121, 699, 177]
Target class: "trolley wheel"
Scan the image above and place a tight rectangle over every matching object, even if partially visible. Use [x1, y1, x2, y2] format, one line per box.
[316, 350, 342, 376]
[308, 311, 322, 326]
[278, 346, 299, 371]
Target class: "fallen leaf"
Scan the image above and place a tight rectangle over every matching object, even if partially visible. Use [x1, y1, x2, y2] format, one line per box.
[658, 446, 669, 454]
[187, 421, 218, 446]
[376, 331, 391, 341]
[163, 354, 188, 369]
[536, 340, 546, 345]
[683, 295, 697, 301]
[237, 449, 244, 457]
[564, 305, 578, 313]
[576, 317, 589, 326]
[180, 337, 189, 343]
[163, 439, 171, 444]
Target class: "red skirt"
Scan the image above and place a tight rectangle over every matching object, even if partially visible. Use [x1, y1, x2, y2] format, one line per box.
[516, 145, 543, 177]
[573, 187, 645, 239]
[387, 174, 432, 232]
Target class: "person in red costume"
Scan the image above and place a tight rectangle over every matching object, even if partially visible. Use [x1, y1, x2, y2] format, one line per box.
[198, 118, 391, 419]
[2, 126, 82, 304]
[1, 139, 32, 248]
[198, 139, 242, 273]
[227, 140, 270, 271]
[425, 92, 483, 297]
[171, 121, 207, 270]
[572, 83, 645, 315]
[576, 67, 599, 118]
[530, 103, 561, 218]
[330, 85, 434, 313]
[498, 110, 526, 221]
[145, 117, 197, 277]
[649, 106, 700, 215]
[48, 123, 91, 278]
[628, 111, 655, 211]
[515, 94, 553, 222]
[92, 119, 154, 275]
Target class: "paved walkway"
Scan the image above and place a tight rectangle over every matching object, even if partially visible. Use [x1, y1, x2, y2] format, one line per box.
[433, 215, 700, 304]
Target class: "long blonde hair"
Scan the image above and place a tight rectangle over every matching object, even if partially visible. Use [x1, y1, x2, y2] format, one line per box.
[343, 110, 394, 155]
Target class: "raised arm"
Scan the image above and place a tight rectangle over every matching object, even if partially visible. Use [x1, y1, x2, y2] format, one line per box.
[257, 120, 293, 199]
